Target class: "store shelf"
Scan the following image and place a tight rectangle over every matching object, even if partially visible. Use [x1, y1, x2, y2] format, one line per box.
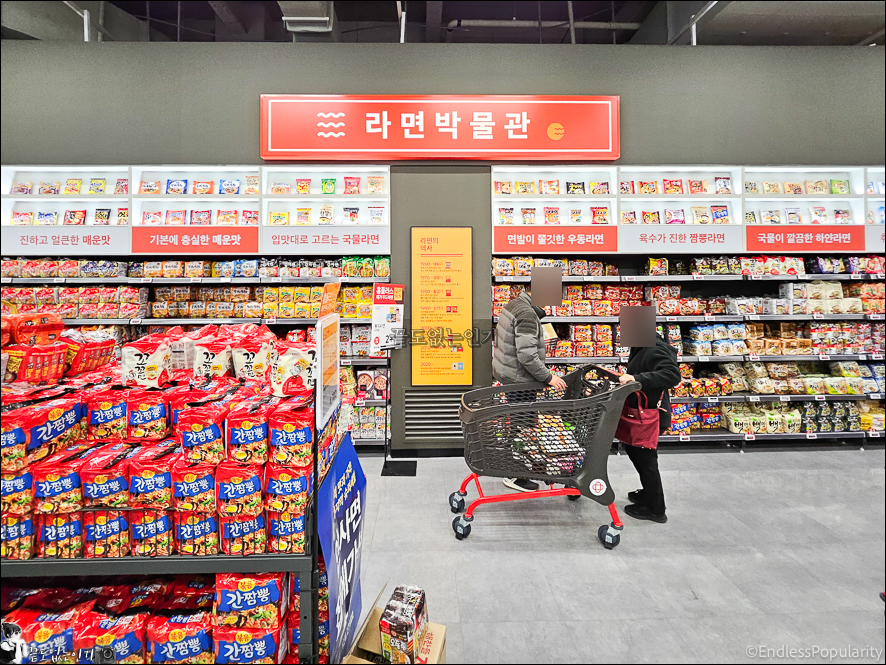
[263, 318, 318, 324]
[658, 431, 868, 443]
[670, 395, 748, 403]
[546, 357, 626, 364]
[745, 314, 866, 321]
[747, 354, 876, 362]
[59, 277, 132, 284]
[63, 318, 130, 325]
[744, 195, 863, 201]
[1, 195, 130, 201]
[262, 195, 387, 201]
[340, 357, 388, 366]
[0, 553, 313, 579]
[492, 276, 621, 283]
[669, 393, 880, 404]
[132, 194, 260, 200]
[619, 195, 742, 201]
[340, 318, 372, 324]
[261, 276, 389, 284]
[658, 315, 744, 322]
[797, 273, 885, 281]
[676, 355, 745, 363]
[352, 437, 388, 445]
[135, 277, 258, 284]
[132, 318, 262, 325]
[659, 432, 744, 442]
[493, 316, 619, 323]
[354, 399, 387, 407]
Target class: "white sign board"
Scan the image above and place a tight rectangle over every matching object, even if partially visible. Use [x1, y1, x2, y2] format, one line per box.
[866, 224, 885, 253]
[618, 224, 744, 254]
[369, 283, 405, 356]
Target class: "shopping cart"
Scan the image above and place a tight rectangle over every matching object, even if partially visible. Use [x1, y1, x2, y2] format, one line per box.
[449, 365, 638, 549]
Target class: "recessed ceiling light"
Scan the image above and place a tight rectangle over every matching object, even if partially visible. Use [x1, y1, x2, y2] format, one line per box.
[782, 32, 789, 35]
[740, 30, 746, 34]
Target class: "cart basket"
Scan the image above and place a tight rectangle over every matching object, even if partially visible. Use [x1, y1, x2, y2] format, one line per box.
[459, 365, 638, 506]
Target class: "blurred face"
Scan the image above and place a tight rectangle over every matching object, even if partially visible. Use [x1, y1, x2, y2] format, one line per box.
[530, 266, 562, 307]
[620, 306, 656, 347]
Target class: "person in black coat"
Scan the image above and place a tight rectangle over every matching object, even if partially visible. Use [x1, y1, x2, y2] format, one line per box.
[617, 334, 681, 522]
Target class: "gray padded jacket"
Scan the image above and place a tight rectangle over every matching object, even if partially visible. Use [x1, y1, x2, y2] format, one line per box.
[492, 291, 553, 385]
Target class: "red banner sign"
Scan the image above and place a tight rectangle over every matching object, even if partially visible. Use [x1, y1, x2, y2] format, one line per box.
[261, 94, 619, 161]
[493, 225, 617, 253]
[132, 226, 259, 254]
[745, 225, 865, 252]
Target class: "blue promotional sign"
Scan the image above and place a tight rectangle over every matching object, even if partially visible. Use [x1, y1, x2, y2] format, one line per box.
[316, 432, 366, 664]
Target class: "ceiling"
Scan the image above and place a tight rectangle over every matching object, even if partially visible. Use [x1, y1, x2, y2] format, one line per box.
[2, 0, 884, 45]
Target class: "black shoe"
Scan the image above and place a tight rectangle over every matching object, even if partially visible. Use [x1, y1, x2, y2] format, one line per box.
[503, 478, 539, 492]
[624, 503, 667, 523]
[627, 488, 646, 505]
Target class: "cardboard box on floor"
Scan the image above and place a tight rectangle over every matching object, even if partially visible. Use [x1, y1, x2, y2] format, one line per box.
[343, 585, 447, 664]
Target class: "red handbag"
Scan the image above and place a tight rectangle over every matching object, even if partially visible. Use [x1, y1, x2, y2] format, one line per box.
[615, 392, 663, 449]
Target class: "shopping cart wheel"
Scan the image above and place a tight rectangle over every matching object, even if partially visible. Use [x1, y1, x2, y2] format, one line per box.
[567, 495, 581, 502]
[449, 491, 466, 514]
[452, 516, 472, 540]
[597, 523, 622, 550]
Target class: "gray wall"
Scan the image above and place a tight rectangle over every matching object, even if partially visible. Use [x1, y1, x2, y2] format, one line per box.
[2, 42, 884, 166]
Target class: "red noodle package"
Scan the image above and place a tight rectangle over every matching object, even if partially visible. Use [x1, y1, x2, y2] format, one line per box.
[31, 443, 96, 514]
[80, 443, 138, 508]
[219, 513, 267, 556]
[128, 446, 178, 509]
[146, 612, 214, 664]
[36, 512, 84, 559]
[168, 576, 216, 612]
[268, 403, 314, 467]
[267, 510, 307, 554]
[4, 600, 96, 664]
[87, 389, 129, 440]
[174, 511, 220, 556]
[130, 509, 174, 557]
[172, 456, 216, 512]
[168, 387, 214, 426]
[264, 462, 312, 515]
[216, 461, 263, 516]
[213, 572, 288, 629]
[83, 510, 130, 558]
[226, 398, 279, 465]
[214, 623, 288, 664]
[176, 402, 227, 465]
[1, 512, 35, 560]
[1, 467, 33, 514]
[127, 389, 168, 440]
[73, 612, 147, 665]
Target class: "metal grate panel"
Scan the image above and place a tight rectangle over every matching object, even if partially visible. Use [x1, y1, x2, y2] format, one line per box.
[404, 389, 465, 443]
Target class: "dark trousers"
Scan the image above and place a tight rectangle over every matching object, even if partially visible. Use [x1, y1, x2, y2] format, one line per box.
[624, 444, 666, 515]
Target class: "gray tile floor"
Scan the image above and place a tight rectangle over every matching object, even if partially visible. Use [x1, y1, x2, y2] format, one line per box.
[356, 448, 885, 664]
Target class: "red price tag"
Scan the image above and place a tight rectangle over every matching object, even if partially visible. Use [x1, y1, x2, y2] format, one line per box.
[818, 354, 830, 360]
[749, 353, 760, 361]
[744, 433, 756, 440]
[812, 312, 824, 319]
[868, 430, 881, 438]
[190, 277, 202, 283]
[355, 399, 365, 406]
[130, 318, 143, 325]
[140, 278, 152, 283]
[666, 316, 677, 322]
[341, 358, 351, 366]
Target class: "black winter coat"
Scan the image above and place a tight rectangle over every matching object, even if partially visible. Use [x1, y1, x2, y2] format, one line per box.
[626, 335, 681, 432]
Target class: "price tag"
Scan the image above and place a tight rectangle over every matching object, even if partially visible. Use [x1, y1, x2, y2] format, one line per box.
[850, 273, 863, 280]
[872, 353, 885, 360]
[219, 277, 232, 283]
[748, 353, 760, 361]
[869, 314, 884, 320]
[750, 274, 762, 280]
[748, 315, 760, 321]
[697, 356, 710, 362]
[271, 276, 282, 283]
[53, 277, 65, 283]
[130, 318, 143, 325]
[265, 317, 277, 324]
[870, 393, 883, 400]
[814, 395, 826, 401]
[666, 316, 678, 322]
[704, 314, 716, 321]
[679, 434, 690, 441]
[676, 355, 684, 362]
[876, 273, 885, 280]
[692, 274, 704, 280]
[0, 278, 10, 284]
[341, 358, 351, 366]
[806, 432, 817, 439]
[707, 397, 719, 403]
[744, 433, 756, 441]
[355, 399, 365, 406]
[500, 276, 514, 282]
[624, 276, 637, 282]
[818, 354, 830, 361]
[858, 355, 867, 361]
[869, 430, 882, 438]
[749, 395, 761, 402]
[190, 277, 202, 283]
[812, 312, 824, 319]
[779, 395, 791, 402]
[140, 278, 152, 283]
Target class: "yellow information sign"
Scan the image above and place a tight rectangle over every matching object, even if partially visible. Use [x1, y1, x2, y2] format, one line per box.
[411, 227, 473, 385]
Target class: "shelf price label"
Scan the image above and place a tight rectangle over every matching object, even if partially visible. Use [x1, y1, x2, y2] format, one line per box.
[869, 314, 885, 320]
[703, 314, 715, 321]
[814, 395, 826, 401]
[870, 393, 883, 400]
[679, 434, 691, 441]
[747, 315, 760, 321]
[749, 274, 762, 280]
[666, 316, 678, 322]
[806, 432, 817, 439]
[779, 395, 791, 402]
[355, 399, 365, 406]
[271, 276, 283, 283]
[341, 358, 351, 366]
[624, 276, 637, 282]
[744, 433, 756, 441]
[869, 430, 882, 438]
[190, 277, 203, 283]
[697, 356, 710, 362]
[130, 318, 143, 325]
[707, 396, 719, 403]
[872, 353, 885, 360]
[749, 396, 761, 402]
[502, 276, 514, 282]
[53, 277, 65, 283]
[812, 312, 824, 319]
[748, 353, 760, 361]
[818, 354, 830, 360]
[140, 277, 153, 283]
[692, 274, 704, 280]
[850, 273, 863, 280]
[0, 278, 10, 284]
[265, 317, 277, 324]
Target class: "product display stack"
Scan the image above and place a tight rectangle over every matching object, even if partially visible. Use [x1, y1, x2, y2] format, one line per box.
[1, 165, 393, 664]
[490, 165, 885, 448]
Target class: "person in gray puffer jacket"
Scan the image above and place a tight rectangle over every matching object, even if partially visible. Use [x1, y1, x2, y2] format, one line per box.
[492, 289, 567, 492]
